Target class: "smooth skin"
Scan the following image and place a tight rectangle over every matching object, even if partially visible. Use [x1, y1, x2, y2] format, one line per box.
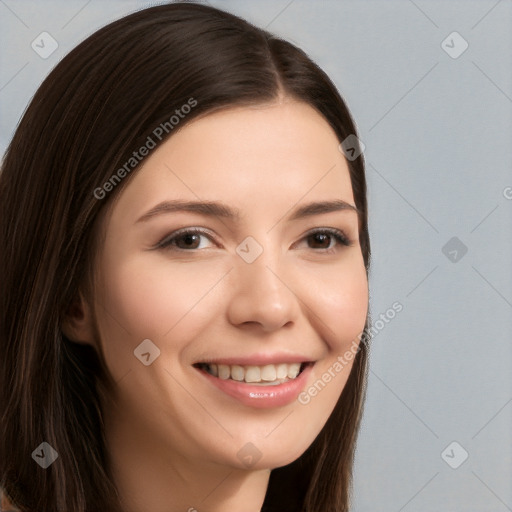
[63, 97, 368, 512]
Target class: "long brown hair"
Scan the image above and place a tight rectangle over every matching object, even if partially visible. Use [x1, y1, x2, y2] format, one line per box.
[0, 2, 371, 511]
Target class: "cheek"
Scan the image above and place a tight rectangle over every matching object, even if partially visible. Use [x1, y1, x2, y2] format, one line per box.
[93, 254, 227, 375]
[308, 253, 369, 351]
[289, 256, 368, 445]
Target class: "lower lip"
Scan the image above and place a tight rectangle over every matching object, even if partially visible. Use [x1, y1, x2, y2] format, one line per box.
[196, 364, 313, 408]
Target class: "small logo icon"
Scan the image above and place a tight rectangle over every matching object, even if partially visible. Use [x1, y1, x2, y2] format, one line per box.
[31, 32, 59, 59]
[441, 441, 468, 469]
[236, 236, 263, 264]
[32, 442, 59, 469]
[339, 134, 365, 161]
[442, 236, 468, 263]
[236, 442, 262, 468]
[134, 339, 161, 366]
[441, 32, 468, 59]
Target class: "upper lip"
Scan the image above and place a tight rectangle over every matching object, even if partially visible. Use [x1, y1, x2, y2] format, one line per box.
[194, 353, 315, 366]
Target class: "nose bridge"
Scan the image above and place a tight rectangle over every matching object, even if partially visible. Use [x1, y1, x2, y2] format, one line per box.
[227, 236, 298, 330]
[239, 239, 288, 299]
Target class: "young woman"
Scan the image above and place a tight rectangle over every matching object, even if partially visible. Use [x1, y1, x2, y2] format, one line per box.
[0, 2, 371, 511]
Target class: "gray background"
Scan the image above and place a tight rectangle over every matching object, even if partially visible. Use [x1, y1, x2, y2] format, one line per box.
[1, 1, 511, 510]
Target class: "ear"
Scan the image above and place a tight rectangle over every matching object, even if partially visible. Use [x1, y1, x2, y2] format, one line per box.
[61, 291, 96, 347]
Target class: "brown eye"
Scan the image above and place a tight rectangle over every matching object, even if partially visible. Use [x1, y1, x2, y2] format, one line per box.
[174, 233, 201, 249]
[156, 228, 215, 251]
[304, 228, 351, 250]
[307, 232, 332, 249]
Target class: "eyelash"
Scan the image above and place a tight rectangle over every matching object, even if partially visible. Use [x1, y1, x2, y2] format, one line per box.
[154, 227, 353, 254]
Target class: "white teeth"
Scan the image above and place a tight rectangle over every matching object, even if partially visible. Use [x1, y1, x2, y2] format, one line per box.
[230, 365, 244, 381]
[276, 363, 288, 379]
[202, 362, 306, 384]
[261, 364, 277, 381]
[244, 366, 261, 383]
[218, 364, 230, 380]
[287, 363, 301, 379]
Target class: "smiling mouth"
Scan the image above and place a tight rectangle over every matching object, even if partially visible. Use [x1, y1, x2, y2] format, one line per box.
[193, 362, 312, 386]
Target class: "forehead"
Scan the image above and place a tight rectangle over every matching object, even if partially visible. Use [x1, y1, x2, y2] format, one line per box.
[107, 100, 355, 226]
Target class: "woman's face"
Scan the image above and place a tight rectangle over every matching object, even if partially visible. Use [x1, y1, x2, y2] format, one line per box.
[91, 99, 368, 471]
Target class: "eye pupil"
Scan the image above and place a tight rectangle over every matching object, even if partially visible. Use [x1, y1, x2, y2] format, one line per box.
[309, 233, 330, 249]
[158, 228, 347, 253]
[180, 234, 200, 248]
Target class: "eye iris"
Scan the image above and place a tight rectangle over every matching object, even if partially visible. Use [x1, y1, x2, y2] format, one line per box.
[309, 233, 330, 249]
[179, 233, 200, 248]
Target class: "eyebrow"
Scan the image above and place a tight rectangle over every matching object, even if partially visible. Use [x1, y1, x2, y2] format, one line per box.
[136, 198, 359, 224]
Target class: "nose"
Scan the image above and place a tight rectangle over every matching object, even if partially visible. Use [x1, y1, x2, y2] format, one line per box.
[226, 247, 299, 333]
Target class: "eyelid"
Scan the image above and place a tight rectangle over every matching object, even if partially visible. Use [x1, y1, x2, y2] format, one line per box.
[293, 227, 353, 249]
[153, 226, 354, 251]
[153, 227, 217, 250]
